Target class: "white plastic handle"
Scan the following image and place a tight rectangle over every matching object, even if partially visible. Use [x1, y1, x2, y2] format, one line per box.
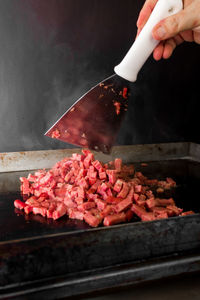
[114, 0, 183, 82]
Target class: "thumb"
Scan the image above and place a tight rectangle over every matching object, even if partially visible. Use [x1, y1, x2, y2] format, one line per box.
[152, 3, 200, 40]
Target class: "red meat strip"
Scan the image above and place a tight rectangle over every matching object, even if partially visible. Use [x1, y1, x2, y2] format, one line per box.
[88, 179, 101, 193]
[95, 198, 107, 211]
[133, 193, 139, 202]
[131, 204, 146, 218]
[152, 206, 167, 213]
[84, 212, 102, 227]
[126, 187, 134, 201]
[134, 185, 142, 193]
[52, 204, 67, 220]
[154, 211, 168, 219]
[181, 211, 195, 216]
[24, 206, 33, 214]
[106, 170, 117, 185]
[115, 187, 134, 213]
[132, 204, 155, 221]
[77, 201, 96, 212]
[33, 207, 47, 217]
[106, 196, 122, 204]
[99, 169, 107, 180]
[166, 177, 176, 187]
[68, 209, 84, 220]
[113, 179, 123, 193]
[14, 199, 27, 210]
[141, 212, 156, 222]
[25, 196, 38, 206]
[83, 152, 94, 168]
[92, 160, 103, 171]
[100, 205, 115, 218]
[156, 198, 175, 207]
[146, 197, 157, 209]
[166, 205, 183, 216]
[145, 190, 154, 199]
[103, 213, 126, 226]
[115, 198, 133, 213]
[20, 177, 31, 195]
[125, 209, 134, 221]
[114, 158, 122, 172]
[117, 181, 130, 198]
[135, 172, 146, 184]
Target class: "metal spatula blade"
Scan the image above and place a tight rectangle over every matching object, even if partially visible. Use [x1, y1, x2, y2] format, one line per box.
[45, 0, 182, 154]
[45, 75, 130, 154]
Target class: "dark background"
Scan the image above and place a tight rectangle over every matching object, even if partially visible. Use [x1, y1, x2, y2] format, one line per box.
[0, 0, 199, 153]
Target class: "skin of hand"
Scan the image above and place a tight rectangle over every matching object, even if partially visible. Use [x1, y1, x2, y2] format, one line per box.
[136, 0, 200, 60]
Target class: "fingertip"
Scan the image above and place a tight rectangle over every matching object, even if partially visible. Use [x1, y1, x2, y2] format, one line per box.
[162, 39, 176, 59]
[163, 46, 173, 59]
[153, 44, 164, 61]
[153, 51, 161, 61]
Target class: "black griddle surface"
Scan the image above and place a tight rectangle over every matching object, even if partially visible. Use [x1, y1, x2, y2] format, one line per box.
[1, 159, 200, 243]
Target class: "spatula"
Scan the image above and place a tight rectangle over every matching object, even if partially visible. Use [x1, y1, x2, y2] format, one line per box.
[45, 0, 183, 154]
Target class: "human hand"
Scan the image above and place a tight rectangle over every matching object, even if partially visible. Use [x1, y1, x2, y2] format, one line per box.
[136, 0, 200, 60]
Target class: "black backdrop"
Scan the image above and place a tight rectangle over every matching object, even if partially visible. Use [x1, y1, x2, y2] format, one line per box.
[0, 0, 199, 153]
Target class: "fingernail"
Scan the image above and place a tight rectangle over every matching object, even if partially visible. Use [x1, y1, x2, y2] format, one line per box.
[155, 26, 166, 39]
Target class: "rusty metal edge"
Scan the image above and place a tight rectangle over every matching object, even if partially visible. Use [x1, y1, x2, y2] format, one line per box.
[0, 142, 191, 173]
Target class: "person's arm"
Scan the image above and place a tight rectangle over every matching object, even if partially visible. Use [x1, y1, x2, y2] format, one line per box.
[136, 0, 200, 60]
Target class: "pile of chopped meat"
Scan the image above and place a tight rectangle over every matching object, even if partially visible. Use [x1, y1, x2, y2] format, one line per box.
[14, 149, 194, 227]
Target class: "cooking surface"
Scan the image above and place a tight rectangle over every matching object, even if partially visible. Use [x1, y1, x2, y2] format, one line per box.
[1, 159, 200, 243]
